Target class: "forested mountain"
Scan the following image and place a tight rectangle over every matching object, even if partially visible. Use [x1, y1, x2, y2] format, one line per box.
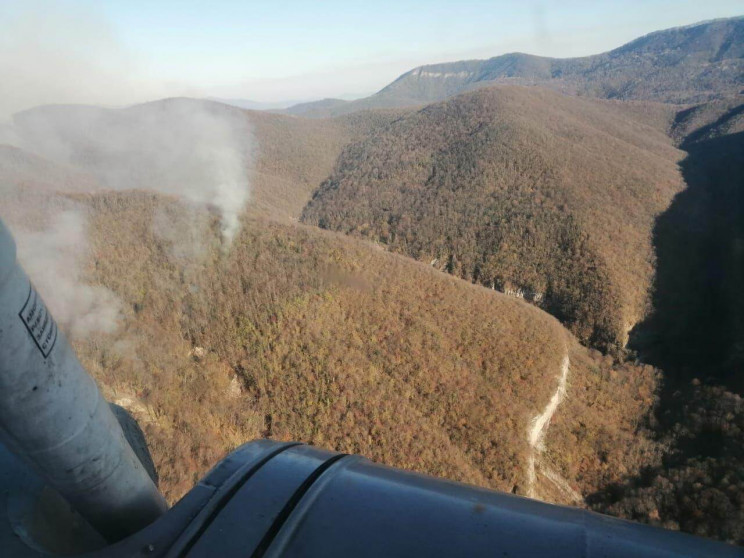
[585, 97, 744, 542]
[288, 17, 744, 117]
[2, 17, 743, 543]
[0, 144, 658, 517]
[7, 99, 398, 222]
[302, 86, 683, 350]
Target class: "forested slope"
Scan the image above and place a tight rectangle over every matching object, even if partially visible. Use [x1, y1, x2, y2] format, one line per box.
[302, 86, 683, 350]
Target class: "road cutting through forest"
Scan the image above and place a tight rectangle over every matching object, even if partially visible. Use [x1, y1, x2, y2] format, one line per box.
[526, 352, 582, 503]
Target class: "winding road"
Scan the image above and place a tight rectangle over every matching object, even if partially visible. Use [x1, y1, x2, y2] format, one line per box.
[526, 352, 582, 503]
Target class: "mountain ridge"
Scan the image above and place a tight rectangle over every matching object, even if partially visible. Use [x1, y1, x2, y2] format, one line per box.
[3, 40, 744, 542]
[301, 85, 684, 350]
[286, 16, 744, 117]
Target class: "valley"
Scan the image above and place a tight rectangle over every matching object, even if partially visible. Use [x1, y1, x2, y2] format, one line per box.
[0, 15, 742, 546]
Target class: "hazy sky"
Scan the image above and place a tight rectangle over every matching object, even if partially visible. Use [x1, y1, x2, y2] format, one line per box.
[1, 1, 742, 114]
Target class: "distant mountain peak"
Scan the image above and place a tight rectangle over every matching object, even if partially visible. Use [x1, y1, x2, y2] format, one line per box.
[286, 16, 744, 117]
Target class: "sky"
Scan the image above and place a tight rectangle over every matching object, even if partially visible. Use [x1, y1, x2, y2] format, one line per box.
[0, 0, 742, 115]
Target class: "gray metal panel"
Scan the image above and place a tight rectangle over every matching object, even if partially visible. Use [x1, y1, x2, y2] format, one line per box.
[0, 218, 166, 542]
[183, 445, 341, 558]
[263, 447, 743, 558]
[79, 440, 744, 558]
[163, 440, 301, 558]
[3, 421, 742, 557]
[82, 440, 296, 558]
[0, 440, 296, 557]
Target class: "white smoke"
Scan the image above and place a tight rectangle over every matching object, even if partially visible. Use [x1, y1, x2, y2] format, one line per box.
[0, 98, 253, 341]
[0, 3, 254, 342]
[10, 99, 253, 244]
[152, 202, 211, 263]
[0, 195, 123, 340]
[0, 99, 254, 341]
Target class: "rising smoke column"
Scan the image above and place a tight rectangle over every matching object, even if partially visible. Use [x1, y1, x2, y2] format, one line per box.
[1, 97, 254, 342]
[11, 98, 254, 244]
[0, 184, 124, 341]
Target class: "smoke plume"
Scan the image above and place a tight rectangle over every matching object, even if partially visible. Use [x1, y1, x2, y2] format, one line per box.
[0, 98, 253, 341]
[0, 3, 254, 341]
[10, 99, 253, 243]
[0, 185, 123, 340]
[16, 208, 123, 339]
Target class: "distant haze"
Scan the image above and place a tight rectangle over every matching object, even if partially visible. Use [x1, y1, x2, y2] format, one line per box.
[1, 1, 742, 116]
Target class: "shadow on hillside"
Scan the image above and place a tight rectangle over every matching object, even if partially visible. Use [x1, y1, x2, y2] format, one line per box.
[630, 129, 744, 393]
[586, 129, 744, 542]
